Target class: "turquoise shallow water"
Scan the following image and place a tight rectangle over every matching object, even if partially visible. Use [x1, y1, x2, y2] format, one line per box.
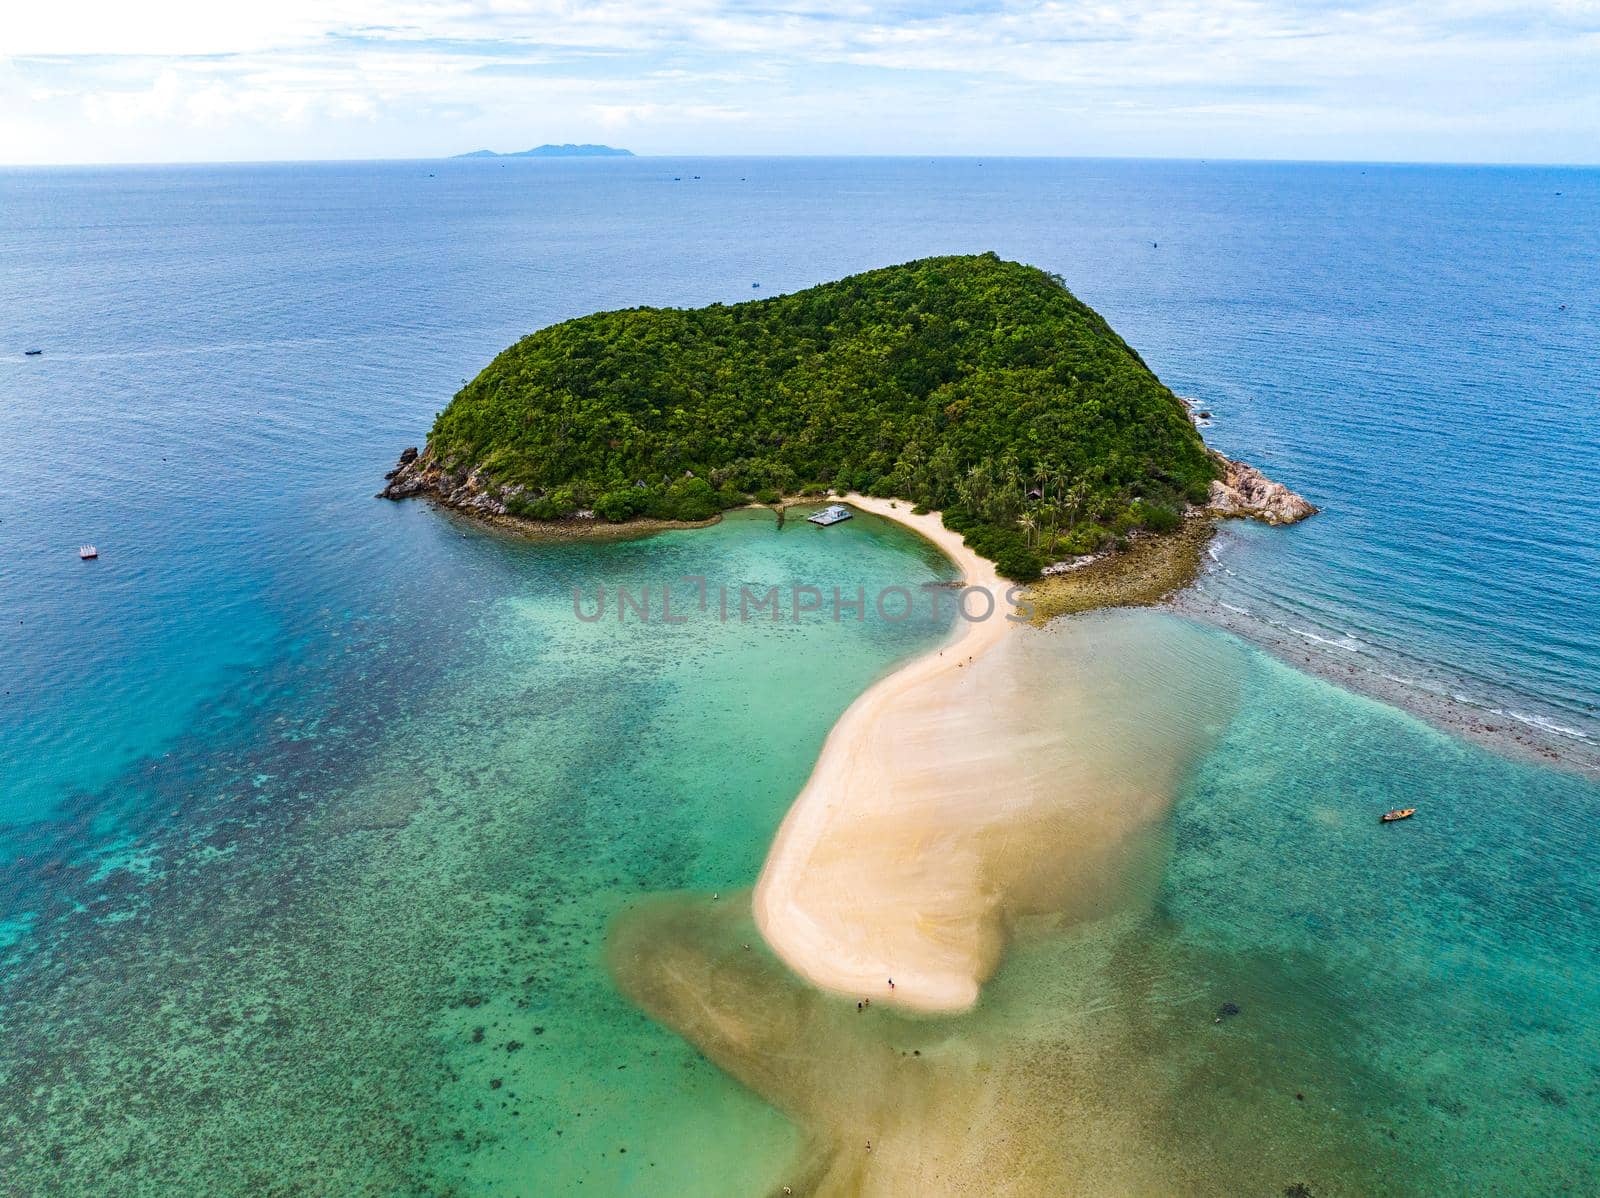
[613, 608, 1600, 1194]
[1154, 635, 1600, 1192]
[0, 509, 960, 1192]
[5, 507, 1595, 1192]
[1, 159, 1598, 1192]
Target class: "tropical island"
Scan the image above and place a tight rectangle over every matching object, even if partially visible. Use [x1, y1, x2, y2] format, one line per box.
[386, 255, 1316, 1038]
[382, 253, 1311, 578]
[453, 143, 634, 158]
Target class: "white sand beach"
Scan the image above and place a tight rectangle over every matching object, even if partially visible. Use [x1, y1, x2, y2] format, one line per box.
[753, 495, 1239, 1013]
[752, 495, 1020, 1011]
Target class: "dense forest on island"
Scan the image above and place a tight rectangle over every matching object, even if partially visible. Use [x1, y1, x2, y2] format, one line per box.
[425, 253, 1216, 578]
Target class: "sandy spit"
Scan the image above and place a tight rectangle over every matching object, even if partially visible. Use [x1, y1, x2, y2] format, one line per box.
[752, 494, 1019, 1012]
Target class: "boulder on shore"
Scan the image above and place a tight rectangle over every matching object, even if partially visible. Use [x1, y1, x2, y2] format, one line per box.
[378, 443, 516, 516]
[1205, 451, 1317, 525]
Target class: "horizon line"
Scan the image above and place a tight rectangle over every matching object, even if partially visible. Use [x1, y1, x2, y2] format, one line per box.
[4, 151, 1598, 171]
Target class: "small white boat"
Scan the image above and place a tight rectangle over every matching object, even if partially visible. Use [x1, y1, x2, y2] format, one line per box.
[79, 545, 98, 559]
[807, 504, 853, 527]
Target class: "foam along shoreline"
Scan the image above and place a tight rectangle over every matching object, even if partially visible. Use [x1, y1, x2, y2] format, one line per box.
[753, 495, 1241, 1015]
[1169, 581, 1600, 777]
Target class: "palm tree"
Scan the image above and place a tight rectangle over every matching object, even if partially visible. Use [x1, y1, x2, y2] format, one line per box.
[963, 461, 995, 520]
[1065, 481, 1090, 531]
[1000, 456, 1024, 523]
[1041, 500, 1063, 554]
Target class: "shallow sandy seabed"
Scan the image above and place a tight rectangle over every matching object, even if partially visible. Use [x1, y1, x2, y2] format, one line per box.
[753, 498, 1226, 1012]
[611, 883, 1420, 1197]
[607, 610, 1422, 1195]
[608, 491, 1434, 1191]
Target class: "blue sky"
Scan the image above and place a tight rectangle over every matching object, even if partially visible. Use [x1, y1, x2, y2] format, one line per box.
[2, 1, 1597, 164]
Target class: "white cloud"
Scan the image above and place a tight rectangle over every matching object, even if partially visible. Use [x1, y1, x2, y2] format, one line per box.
[1, 0, 1596, 162]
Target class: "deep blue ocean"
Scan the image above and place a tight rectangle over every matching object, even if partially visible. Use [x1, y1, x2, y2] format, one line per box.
[1, 158, 1597, 1193]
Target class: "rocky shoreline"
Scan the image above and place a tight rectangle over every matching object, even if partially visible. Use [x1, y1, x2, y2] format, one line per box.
[379, 445, 539, 517]
[1025, 515, 1218, 623]
[380, 441, 1316, 548]
[1204, 450, 1318, 525]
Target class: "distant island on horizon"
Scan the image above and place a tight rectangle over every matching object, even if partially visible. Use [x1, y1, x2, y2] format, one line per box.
[453, 144, 633, 159]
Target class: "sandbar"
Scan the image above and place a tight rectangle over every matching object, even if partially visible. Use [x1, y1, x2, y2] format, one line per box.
[752, 494, 1020, 1011]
